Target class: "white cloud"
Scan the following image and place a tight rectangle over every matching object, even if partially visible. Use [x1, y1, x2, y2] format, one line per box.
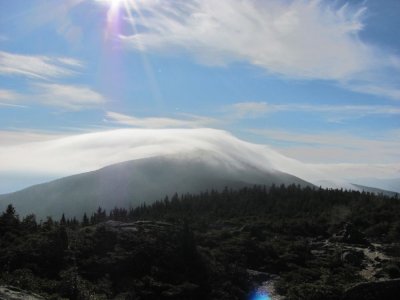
[106, 111, 217, 128]
[31, 83, 105, 110]
[249, 128, 400, 164]
[121, 0, 400, 99]
[228, 101, 400, 120]
[0, 52, 98, 110]
[0, 128, 321, 185]
[123, 0, 370, 80]
[276, 104, 400, 116]
[0, 130, 65, 146]
[55, 57, 84, 68]
[0, 103, 27, 108]
[0, 51, 83, 79]
[347, 83, 400, 101]
[0, 128, 397, 194]
[0, 89, 27, 108]
[312, 163, 400, 184]
[0, 84, 104, 111]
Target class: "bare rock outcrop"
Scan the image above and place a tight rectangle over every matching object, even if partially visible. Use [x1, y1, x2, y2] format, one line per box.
[0, 286, 44, 300]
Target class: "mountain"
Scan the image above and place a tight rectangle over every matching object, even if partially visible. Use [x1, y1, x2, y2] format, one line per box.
[350, 178, 400, 194]
[0, 128, 396, 218]
[0, 153, 311, 218]
[0, 128, 322, 193]
[351, 184, 398, 197]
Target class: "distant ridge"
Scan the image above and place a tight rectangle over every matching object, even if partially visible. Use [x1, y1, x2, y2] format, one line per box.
[0, 154, 311, 218]
[351, 184, 398, 197]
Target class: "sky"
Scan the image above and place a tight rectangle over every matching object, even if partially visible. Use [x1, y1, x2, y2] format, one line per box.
[0, 0, 399, 192]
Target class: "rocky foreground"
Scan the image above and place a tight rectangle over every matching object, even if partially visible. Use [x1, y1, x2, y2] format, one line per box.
[1, 186, 399, 299]
[0, 285, 44, 300]
[0, 220, 399, 300]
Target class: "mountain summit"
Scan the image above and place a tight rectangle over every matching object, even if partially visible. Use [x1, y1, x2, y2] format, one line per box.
[0, 153, 310, 218]
[0, 128, 395, 218]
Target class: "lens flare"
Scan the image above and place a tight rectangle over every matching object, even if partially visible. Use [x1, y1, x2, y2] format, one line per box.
[250, 291, 271, 300]
[94, 0, 125, 38]
[106, 0, 124, 37]
[97, 0, 124, 6]
[95, 0, 164, 105]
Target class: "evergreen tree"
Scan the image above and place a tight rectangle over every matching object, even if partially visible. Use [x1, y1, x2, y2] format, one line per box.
[82, 213, 89, 226]
[0, 204, 19, 236]
[60, 213, 67, 226]
[21, 214, 37, 232]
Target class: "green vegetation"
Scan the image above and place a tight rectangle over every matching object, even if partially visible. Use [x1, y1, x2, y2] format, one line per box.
[0, 185, 399, 299]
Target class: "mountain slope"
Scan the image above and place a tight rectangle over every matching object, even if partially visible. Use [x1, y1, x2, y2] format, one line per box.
[351, 178, 400, 194]
[0, 128, 396, 218]
[351, 184, 398, 197]
[0, 153, 311, 218]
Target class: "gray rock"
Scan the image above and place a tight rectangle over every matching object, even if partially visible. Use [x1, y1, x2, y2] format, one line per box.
[0, 285, 44, 300]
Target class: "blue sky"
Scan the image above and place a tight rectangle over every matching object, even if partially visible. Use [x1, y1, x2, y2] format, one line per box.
[0, 0, 399, 167]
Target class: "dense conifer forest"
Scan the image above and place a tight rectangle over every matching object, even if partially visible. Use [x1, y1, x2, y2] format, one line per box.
[0, 185, 400, 299]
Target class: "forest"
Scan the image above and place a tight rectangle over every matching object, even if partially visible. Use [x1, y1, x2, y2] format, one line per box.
[0, 185, 400, 299]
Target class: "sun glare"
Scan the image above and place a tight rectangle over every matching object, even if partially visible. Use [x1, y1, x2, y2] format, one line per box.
[95, 0, 128, 39]
[97, 0, 125, 9]
[99, 0, 123, 4]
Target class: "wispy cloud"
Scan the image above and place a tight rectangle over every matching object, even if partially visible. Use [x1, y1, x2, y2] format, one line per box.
[0, 89, 27, 108]
[56, 57, 84, 68]
[228, 101, 400, 121]
[122, 0, 400, 99]
[0, 84, 104, 111]
[14, 0, 85, 45]
[32, 83, 105, 110]
[0, 51, 101, 110]
[0, 128, 322, 189]
[0, 130, 65, 146]
[0, 51, 83, 79]
[0, 89, 22, 101]
[229, 102, 269, 118]
[249, 128, 400, 164]
[106, 111, 217, 128]
[312, 163, 400, 185]
[347, 83, 400, 101]
[0, 102, 27, 108]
